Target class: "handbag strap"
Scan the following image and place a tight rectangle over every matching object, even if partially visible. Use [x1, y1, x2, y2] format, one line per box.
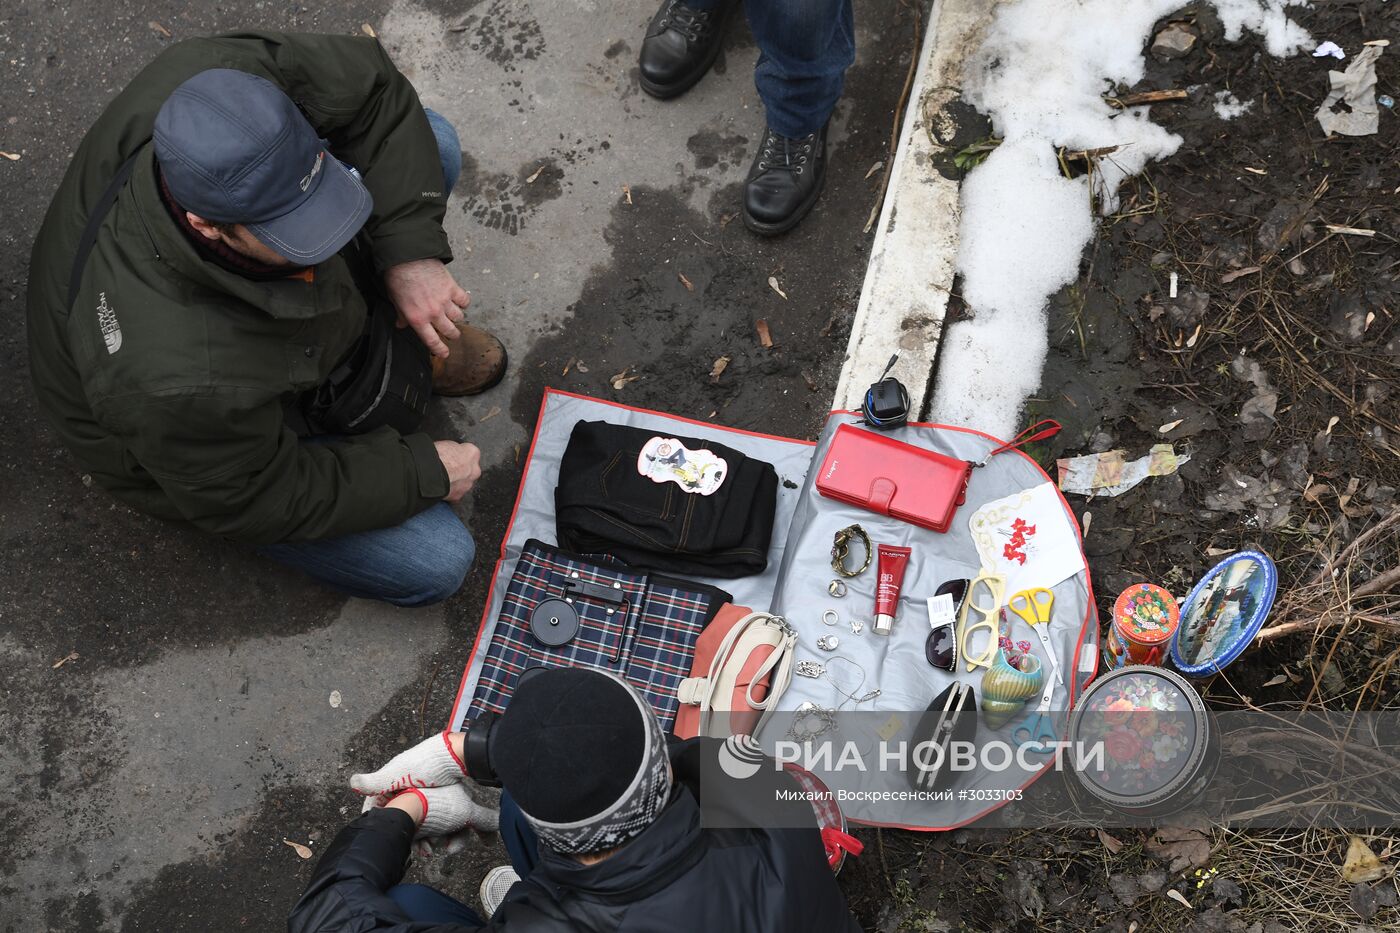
[695, 611, 796, 738]
[973, 419, 1061, 468]
[67, 152, 141, 313]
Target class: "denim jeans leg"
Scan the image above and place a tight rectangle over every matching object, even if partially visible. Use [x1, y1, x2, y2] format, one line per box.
[745, 0, 855, 137]
[386, 883, 486, 926]
[256, 502, 475, 607]
[498, 792, 542, 878]
[423, 107, 463, 194]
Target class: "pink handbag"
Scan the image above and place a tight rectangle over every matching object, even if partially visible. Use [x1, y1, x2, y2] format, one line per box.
[673, 605, 796, 739]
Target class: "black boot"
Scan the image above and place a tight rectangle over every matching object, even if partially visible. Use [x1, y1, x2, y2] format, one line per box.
[638, 0, 736, 100]
[742, 122, 827, 236]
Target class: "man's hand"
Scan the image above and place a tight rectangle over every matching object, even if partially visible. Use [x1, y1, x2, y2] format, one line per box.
[434, 441, 482, 502]
[381, 785, 500, 854]
[351, 731, 468, 799]
[384, 258, 470, 358]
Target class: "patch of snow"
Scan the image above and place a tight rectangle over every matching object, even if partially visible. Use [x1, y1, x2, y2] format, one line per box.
[1214, 90, 1255, 119]
[930, 0, 1309, 437]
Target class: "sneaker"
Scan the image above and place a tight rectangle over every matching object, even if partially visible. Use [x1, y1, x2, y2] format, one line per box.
[430, 323, 508, 396]
[742, 122, 828, 236]
[638, 0, 738, 100]
[479, 864, 520, 915]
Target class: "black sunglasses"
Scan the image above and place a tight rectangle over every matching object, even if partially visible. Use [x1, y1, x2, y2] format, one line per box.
[926, 579, 970, 670]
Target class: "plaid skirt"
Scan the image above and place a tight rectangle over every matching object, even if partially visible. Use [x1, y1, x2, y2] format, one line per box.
[468, 539, 732, 730]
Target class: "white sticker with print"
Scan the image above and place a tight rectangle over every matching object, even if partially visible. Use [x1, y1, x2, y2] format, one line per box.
[636, 437, 728, 496]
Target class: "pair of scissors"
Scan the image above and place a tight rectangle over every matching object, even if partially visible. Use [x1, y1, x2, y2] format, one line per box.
[1012, 676, 1058, 752]
[1008, 588, 1062, 686]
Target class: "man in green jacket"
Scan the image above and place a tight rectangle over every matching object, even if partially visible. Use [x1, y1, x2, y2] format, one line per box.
[26, 32, 504, 606]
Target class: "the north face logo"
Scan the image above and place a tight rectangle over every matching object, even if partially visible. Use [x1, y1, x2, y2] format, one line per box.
[299, 151, 325, 192]
[97, 291, 122, 354]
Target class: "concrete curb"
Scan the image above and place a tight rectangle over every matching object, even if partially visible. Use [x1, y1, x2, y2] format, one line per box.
[834, 0, 994, 416]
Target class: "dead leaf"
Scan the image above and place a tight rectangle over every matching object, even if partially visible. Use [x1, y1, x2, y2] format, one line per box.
[755, 319, 773, 348]
[562, 357, 576, 376]
[1220, 265, 1261, 284]
[148, 20, 171, 38]
[767, 276, 788, 300]
[328, 690, 342, 709]
[678, 272, 694, 292]
[361, 23, 377, 38]
[479, 406, 502, 423]
[1324, 224, 1376, 238]
[801, 371, 818, 391]
[1244, 166, 1268, 175]
[1128, 923, 1138, 933]
[1159, 419, 1184, 434]
[709, 356, 731, 383]
[51, 651, 79, 669]
[1342, 836, 1389, 883]
[621, 184, 632, 205]
[1097, 829, 1124, 853]
[525, 165, 544, 184]
[283, 838, 313, 859]
[1185, 323, 1202, 348]
[1081, 511, 1092, 537]
[1165, 890, 1192, 909]
[1364, 311, 1375, 331]
[864, 161, 884, 179]
[0, 151, 20, 161]
[1145, 826, 1212, 873]
[610, 367, 640, 391]
[1326, 415, 1340, 434]
[1304, 482, 1330, 503]
[719, 211, 739, 228]
[1261, 673, 1288, 688]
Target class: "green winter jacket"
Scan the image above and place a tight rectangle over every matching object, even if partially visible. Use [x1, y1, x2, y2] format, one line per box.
[27, 32, 454, 544]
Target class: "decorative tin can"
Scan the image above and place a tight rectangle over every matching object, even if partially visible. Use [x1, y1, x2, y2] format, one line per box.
[1108, 583, 1180, 666]
[1068, 665, 1218, 817]
[1172, 550, 1277, 677]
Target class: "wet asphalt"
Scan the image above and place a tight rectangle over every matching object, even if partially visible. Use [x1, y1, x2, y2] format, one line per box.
[0, 1, 915, 929]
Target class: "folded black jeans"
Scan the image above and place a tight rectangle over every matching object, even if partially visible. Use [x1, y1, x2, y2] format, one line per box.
[554, 421, 778, 578]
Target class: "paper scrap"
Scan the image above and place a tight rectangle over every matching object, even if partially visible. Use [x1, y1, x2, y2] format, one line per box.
[1312, 41, 1344, 59]
[969, 482, 1086, 593]
[1316, 44, 1384, 136]
[1057, 444, 1191, 498]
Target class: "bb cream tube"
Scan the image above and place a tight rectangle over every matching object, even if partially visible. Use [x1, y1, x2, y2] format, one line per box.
[873, 544, 912, 635]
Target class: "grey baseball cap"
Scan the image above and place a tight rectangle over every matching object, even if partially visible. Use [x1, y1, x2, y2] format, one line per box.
[154, 69, 372, 265]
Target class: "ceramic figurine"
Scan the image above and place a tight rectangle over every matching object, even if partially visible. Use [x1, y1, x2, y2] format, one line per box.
[980, 648, 1045, 728]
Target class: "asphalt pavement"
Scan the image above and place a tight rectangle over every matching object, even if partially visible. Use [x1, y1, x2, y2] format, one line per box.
[0, 1, 915, 929]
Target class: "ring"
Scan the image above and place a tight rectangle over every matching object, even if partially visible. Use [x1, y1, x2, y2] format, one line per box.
[827, 579, 848, 598]
[822, 609, 840, 627]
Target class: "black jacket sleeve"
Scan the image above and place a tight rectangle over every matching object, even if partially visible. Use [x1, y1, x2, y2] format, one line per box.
[287, 808, 475, 933]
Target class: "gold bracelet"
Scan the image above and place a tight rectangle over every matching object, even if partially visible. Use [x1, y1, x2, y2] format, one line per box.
[830, 524, 872, 577]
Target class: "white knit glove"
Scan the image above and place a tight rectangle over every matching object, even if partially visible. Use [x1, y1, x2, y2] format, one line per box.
[366, 785, 499, 856]
[351, 731, 468, 799]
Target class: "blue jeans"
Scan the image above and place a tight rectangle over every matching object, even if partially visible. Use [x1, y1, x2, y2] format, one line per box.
[424, 107, 463, 193]
[388, 793, 540, 926]
[691, 0, 855, 137]
[258, 502, 476, 607]
[260, 109, 468, 607]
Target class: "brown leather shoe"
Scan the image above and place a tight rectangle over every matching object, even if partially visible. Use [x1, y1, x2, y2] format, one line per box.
[431, 323, 508, 396]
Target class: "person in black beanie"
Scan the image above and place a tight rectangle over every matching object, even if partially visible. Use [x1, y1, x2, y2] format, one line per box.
[288, 668, 862, 932]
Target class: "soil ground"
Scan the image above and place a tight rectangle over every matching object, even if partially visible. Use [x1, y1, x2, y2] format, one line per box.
[860, 2, 1400, 931]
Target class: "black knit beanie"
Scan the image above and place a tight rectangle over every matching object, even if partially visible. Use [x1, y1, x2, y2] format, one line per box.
[491, 668, 672, 853]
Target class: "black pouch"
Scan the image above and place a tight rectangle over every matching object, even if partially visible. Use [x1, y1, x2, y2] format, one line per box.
[306, 298, 431, 436]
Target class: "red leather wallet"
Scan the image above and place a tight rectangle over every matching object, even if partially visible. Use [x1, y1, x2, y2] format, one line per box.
[814, 424, 972, 533]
